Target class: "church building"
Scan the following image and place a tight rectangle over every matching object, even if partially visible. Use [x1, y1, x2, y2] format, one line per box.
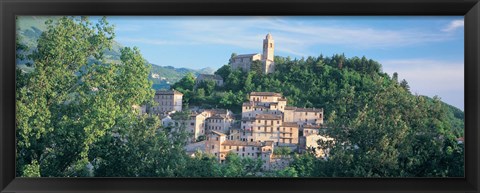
[230, 33, 275, 74]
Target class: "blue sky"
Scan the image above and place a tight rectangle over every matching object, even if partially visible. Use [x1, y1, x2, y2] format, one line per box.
[104, 16, 464, 110]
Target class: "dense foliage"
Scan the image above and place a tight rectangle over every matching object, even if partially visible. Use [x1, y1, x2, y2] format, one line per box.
[16, 16, 187, 177]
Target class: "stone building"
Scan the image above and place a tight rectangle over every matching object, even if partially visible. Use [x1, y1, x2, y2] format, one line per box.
[186, 112, 208, 142]
[195, 91, 330, 167]
[173, 108, 233, 143]
[241, 92, 325, 149]
[283, 107, 324, 126]
[231, 33, 275, 74]
[205, 114, 234, 134]
[205, 131, 274, 170]
[150, 89, 183, 115]
[196, 74, 224, 87]
[242, 92, 287, 118]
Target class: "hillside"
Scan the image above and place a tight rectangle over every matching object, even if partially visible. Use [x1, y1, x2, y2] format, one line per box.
[16, 16, 214, 90]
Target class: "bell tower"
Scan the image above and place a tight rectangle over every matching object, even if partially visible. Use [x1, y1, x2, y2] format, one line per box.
[262, 33, 275, 74]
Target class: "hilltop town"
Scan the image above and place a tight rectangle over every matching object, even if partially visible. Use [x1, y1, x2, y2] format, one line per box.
[140, 34, 334, 171]
[143, 90, 333, 171]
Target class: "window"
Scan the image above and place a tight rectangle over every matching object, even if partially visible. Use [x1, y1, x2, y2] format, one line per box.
[305, 112, 308, 115]
[215, 153, 217, 156]
[277, 121, 280, 124]
[216, 137, 219, 141]
[242, 147, 245, 152]
[212, 145, 215, 149]
[190, 123, 194, 126]
[252, 147, 254, 150]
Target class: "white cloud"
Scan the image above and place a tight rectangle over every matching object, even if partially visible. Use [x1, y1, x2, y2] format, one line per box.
[442, 19, 464, 32]
[112, 17, 461, 58]
[169, 17, 456, 57]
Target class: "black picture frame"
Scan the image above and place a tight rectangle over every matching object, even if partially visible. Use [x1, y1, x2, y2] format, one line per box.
[1, 0, 479, 192]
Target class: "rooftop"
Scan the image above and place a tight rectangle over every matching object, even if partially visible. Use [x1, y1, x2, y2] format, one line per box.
[206, 114, 232, 120]
[284, 107, 323, 112]
[255, 114, 282, 120]
[250, 92, 282, 97]
[234, 53, 261, 58]
[222, 140, 274, 147]
[295, 107, 324, 113]
[210, 130, 226, 136]
[156, 89, 183, 95]
[204, 108, 230, 115]
[281, 122, 298, 127]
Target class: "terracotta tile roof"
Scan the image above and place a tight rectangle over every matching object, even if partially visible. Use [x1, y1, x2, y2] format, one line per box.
[222, 140, 274, 147]
[250, 92, 282, 97]
[255, 114, 282, 120]
[303, 124, 322, 128]
[294, 108, 323, 113]
[155, 89, 183, 95]
[206, 114, 231, 120]
[210, 130, 226, 136]
[281, 122, 298, 127]
[284, 107, 323, 112]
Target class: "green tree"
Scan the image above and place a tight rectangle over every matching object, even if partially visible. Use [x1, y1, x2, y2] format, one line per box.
[400, 79, 410, 92]
[215, 64, 232, 80]
[16, 16, 117, 176]
[172, 72, 195, 91]
[250, 60, 264, 75]
[15, 16, 170, 177]
[275, 167, 298, 177]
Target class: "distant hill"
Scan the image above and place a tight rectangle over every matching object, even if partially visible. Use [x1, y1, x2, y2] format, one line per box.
[16, 16, 215, 90]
